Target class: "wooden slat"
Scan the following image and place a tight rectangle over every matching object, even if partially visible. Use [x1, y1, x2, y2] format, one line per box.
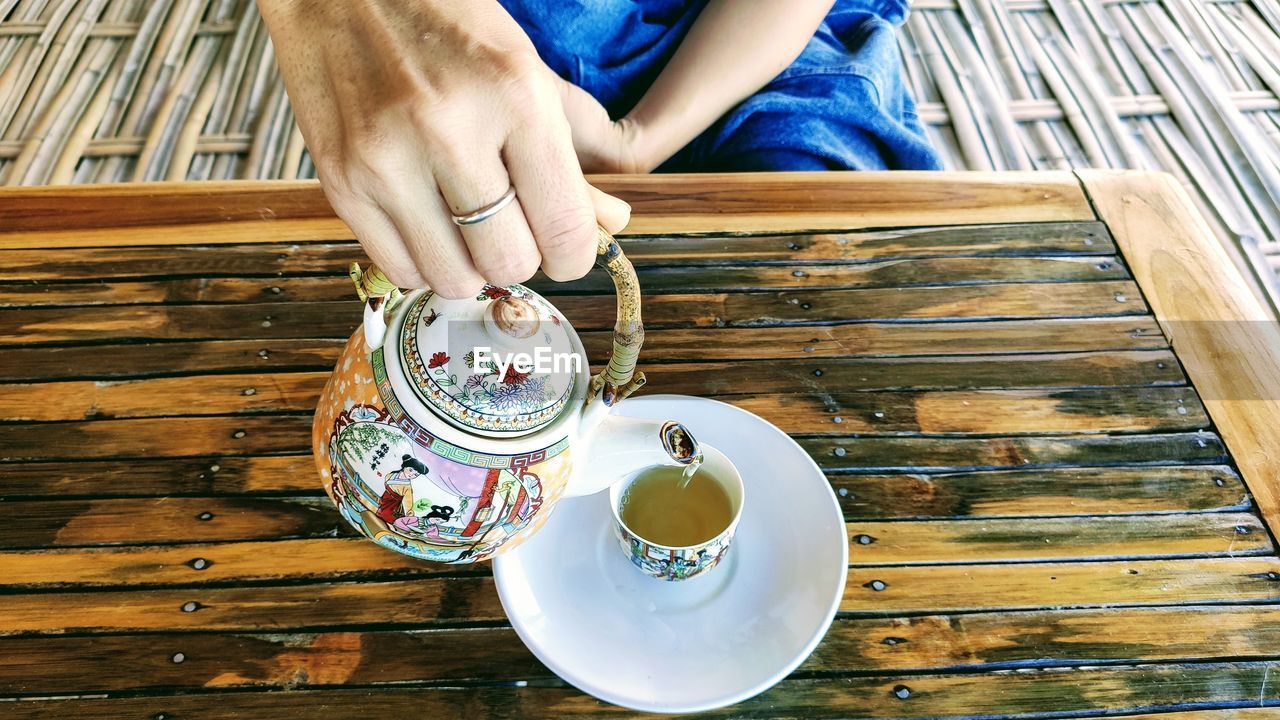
[0, 578, 508, 635]
[0, 432, 1229, 499]
[7, 602, 1280, 691]
[808, 606, 1280, 672]
[2, 663, 1279, 718]
[0, 222, 1116, 281]
[1079, 170, 1280, 538]
[1064, 707, 1280, 712]
[3, 507, 1261, 560]
[0, 627, 544, 694]
[0, 522, 1274, 632]
[847, 513, 1270, 564]
[584, 318, 1167, 360]
[0, 173, 1096, 247]
[0, 339, 347, 382]
[0, 496, 342, 549]
[0, 415, 315, 460]
[642, 351, 1185, 394]
[0, 351, 1186, 422]
[0, 256, 1130, 307]
[0, 372, 328, 421]
[3, 531, 1277, 597]
[0, 538, 436, 589]
[0, 387, 1209, 461]
[0, 282, 1149, 345]
[835, 465, 1249, 519]
[727, 387, 1208, 435]
[0, 467, 1249, 548]
[807, 432, 1229, 472]
[0, 455, 315, 498]
[7, 606, 1280, 695]
[404, 282, 1121, 332]
[845, 558, 1280, 613]
[0, 318, 1172, 382]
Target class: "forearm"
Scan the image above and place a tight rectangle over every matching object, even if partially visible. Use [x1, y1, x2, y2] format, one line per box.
[625, 0, 834, 169]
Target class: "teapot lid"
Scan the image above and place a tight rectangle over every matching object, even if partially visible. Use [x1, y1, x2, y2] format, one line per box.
[393, 284, 578, 437]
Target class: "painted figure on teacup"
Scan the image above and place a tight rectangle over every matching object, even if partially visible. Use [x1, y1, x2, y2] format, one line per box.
[617, 523, 732, 582]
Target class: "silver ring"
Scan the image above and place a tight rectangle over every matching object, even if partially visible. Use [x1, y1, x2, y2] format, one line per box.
[452, 186, 517, 226]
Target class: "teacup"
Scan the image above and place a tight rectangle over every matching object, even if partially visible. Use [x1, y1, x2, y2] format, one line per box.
[609, 444, 744, 581]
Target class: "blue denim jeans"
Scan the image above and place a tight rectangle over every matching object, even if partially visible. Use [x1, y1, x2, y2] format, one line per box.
[500, 0, 941, 171]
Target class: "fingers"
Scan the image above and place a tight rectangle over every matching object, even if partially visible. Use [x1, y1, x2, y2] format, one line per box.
[375, 182, 487, 299]
[434, 155, 540, 288]
[325, 190, 428, 289]
[504, 108, 599, 282]
[589, 185, 631, 236]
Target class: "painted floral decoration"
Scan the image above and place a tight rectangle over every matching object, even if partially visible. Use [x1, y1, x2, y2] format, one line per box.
[400, 287, 575, 433]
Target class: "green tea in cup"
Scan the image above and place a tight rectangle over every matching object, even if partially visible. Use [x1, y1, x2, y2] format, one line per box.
[619, 463, 734, 547]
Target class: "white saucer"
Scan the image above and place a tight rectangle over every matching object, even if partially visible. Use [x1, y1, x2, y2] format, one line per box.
[493, 395, 848, 713]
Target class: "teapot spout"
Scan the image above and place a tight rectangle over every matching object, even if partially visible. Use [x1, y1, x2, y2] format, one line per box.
[566, 414, 701, 498]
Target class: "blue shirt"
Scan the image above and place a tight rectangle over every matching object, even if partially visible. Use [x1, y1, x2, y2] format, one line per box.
[500, 0, 941, 171]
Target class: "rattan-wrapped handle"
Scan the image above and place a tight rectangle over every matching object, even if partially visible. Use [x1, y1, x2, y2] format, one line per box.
[588, 227, 646, 406]
[349, 226, 645, 406]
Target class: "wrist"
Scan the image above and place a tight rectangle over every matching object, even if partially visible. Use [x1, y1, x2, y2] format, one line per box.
[616, 115, 663, 173]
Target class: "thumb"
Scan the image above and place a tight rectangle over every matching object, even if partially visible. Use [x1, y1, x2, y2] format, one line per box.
[588, 184, 631, 235]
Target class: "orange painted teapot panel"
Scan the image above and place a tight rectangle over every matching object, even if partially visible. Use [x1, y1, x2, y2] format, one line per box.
[313, 332, 570, 564]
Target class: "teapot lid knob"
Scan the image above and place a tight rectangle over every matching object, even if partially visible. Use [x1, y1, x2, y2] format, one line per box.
[484, 295, 541, 342]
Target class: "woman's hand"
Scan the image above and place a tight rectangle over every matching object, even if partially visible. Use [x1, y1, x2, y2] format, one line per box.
[554, 77, 653, 174]
[258, 0, 631, 297]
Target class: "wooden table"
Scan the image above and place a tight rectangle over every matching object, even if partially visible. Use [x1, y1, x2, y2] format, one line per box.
[2, 170, 1280, 719]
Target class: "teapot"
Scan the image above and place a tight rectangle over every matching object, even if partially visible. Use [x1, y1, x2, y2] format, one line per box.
[312, 229, 700, 563]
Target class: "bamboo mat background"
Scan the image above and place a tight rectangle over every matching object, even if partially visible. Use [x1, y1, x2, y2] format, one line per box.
[0, 0, 1277, 309]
